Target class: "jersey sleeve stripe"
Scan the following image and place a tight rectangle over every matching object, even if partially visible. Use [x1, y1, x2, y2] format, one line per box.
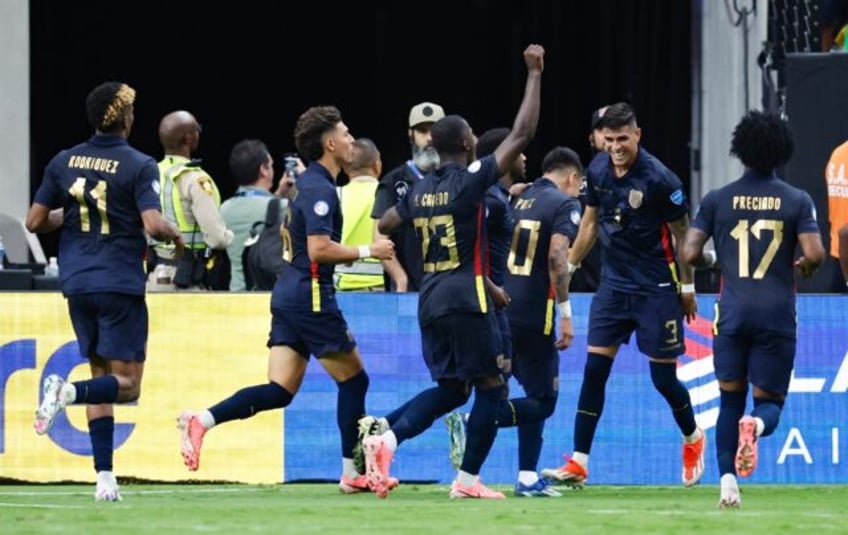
[473, 204, 488, 314]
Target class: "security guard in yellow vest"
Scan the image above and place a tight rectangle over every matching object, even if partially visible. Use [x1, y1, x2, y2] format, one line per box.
[336, 138, 385, 291]
[147, 111, 233, 291]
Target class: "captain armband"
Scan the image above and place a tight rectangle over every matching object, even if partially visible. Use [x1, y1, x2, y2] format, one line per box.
[357, 245, 371, 259]
[556, 301, 572, 319]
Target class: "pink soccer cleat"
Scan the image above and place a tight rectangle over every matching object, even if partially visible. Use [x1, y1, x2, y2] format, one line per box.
[363, 435, 394, 499]
[736, 416, 758, 478]
[339, 473, 399, 494]
[449, 479, 505, 499]
[177, 411, 207, 471]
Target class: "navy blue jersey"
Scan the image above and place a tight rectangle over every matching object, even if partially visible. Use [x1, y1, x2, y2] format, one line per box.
[33, 135, 161, 296]
[371, 161, 426, 290]
[505, 178, 582, 335]
[396, 156, 501, 325]
[272, 162, 343, 312]
[485, 182, 514, 286]
[586, 148, 688, 295]
[691, 171, 820, 337]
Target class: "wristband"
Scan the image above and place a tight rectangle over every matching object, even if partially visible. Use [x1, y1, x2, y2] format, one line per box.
[681, 283, 696, 294]
[567, 261, 579, 275]
[357, 245, 371, 259]
[556, 301, 572, 318]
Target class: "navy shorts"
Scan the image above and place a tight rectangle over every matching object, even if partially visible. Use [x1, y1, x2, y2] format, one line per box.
[421, 312, 501, 382]
[510, 330, 559, 398]
[269, 307, 356, 359]
[587, 285, 685, 358]
[713, 332, 796, 395]
[494, 307, 513, 363]
[67, 293, 148, 362]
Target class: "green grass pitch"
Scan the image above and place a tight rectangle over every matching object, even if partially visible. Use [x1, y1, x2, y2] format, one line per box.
[2, 483, 847, 534]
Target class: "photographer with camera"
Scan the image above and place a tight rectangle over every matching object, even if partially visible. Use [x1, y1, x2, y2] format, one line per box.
[220, 140, 302, 291]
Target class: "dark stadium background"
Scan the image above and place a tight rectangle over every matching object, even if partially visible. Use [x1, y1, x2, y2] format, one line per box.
[29, 0, 691, 256]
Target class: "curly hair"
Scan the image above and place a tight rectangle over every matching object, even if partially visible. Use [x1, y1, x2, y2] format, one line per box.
[730, 110, 794, 174]
[294, 106, 342, 162]
[86, 82, 135, 133]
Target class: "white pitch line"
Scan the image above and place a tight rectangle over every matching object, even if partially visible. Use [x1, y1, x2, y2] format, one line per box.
[0, 502, 85, 509]
[586, 509, 842, 518]
[0, 487, 264, 497]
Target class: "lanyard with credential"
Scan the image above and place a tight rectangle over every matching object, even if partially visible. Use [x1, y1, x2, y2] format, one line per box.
[234, 189, 274, 198]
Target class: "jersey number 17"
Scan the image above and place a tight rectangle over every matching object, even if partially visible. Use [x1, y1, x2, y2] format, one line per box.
[729, 219, 783, 279]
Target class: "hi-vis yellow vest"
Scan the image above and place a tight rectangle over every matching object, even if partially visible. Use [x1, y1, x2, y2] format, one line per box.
[336, 178, 383, 290]
[156, 156, 221, 250]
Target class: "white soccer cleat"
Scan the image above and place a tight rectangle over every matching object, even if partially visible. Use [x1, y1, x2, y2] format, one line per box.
[34, 374, 70, 435]
[717, 473, 741, 509]
[95, 471, 123, 502]
[354, 416, 389, 476]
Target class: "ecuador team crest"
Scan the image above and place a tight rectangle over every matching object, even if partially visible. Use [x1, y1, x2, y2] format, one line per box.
[628, 189, 644, 208]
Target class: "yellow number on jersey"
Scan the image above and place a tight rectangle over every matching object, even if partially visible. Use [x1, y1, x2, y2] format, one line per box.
[68, 178, 110, 234]
[413, 215, 460, 272]
[729, 219, 783, 279]
[507, 219, 542, 276]
[280, 209, 293, 263]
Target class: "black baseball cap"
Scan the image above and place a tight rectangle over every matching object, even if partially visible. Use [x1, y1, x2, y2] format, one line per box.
[590, 105, 609, 130]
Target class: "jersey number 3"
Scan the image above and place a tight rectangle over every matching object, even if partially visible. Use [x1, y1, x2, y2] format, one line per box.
[730, 219, 783, 279]
[68, 178, 109, 234]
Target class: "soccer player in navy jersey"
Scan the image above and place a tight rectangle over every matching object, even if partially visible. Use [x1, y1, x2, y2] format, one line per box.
[360, 44, 545, 500]
[473, 127, 523, 376]
[442, 126, 517, 474]
[542, 102, 706, 488]
[176, 106, 395, 494]
[27, 81, 182, 501]
[444, 135, 584, 498]
[502, 146, 584, 496]
[682, 110, 824, 508]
